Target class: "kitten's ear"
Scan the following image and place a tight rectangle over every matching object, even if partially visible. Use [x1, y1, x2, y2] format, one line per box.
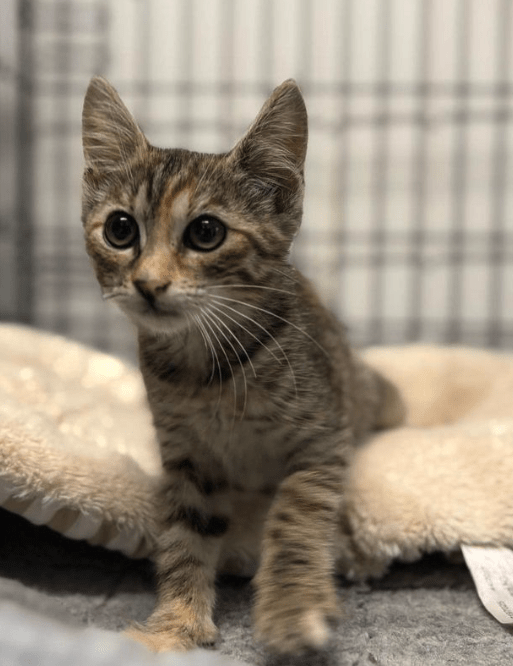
[82, 76, 147, 170]
[231, 80, 308, 201]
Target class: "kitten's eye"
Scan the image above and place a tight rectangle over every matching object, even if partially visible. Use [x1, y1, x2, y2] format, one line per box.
[104, 211, 139, 249]
[184, 216, 226, 252]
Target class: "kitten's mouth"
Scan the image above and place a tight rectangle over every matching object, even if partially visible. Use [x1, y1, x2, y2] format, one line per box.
[141, 299, 170, 314]
[134, 304, 188, 336]
[105, 288, 189, 333]
[140, 300, 183, 319]
[128, 287, 182, 318]
[115, 294, 186, 332]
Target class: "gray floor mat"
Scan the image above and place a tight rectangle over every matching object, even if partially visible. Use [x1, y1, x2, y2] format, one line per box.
[1, 508, 512, 665]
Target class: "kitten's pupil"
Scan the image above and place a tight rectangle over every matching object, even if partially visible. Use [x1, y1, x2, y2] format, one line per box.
[184, 216, 226, 252]
[104, 211, 139, 249]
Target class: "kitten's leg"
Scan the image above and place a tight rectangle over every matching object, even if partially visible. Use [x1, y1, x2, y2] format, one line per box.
[126, 477, 229, 652]
[253, 460, 344, 654]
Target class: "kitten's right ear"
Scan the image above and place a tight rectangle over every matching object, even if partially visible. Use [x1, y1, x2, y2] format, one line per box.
[82, 77, 147, 170]
[230, 80, 308, 196]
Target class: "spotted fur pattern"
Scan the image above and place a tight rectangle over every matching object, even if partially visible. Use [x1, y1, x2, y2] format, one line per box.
[81, 77, 404, 655]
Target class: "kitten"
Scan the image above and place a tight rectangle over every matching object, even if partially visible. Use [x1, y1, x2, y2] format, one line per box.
[81, 77, 404, 655]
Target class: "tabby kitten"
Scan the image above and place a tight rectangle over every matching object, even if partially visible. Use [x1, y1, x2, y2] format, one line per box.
[81, 77, 403, 655]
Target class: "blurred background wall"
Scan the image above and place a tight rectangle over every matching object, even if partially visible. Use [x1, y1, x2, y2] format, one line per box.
[1, 0, 512, 359]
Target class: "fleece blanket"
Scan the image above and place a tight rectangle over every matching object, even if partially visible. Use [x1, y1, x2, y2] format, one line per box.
[2, 323, 513, 664]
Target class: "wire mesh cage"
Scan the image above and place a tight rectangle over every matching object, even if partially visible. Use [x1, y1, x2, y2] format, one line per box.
[1, 0, 513, 359]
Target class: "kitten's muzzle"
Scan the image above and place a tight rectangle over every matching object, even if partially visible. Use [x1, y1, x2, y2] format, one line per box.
[132, 279, 183, 321]
[134, 278, 170, 307]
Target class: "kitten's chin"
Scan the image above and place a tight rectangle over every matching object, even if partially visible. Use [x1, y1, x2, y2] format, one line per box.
[121, 305, 189, 337]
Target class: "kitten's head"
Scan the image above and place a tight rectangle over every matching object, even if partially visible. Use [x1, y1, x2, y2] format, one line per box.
[81, 77, 307, 335]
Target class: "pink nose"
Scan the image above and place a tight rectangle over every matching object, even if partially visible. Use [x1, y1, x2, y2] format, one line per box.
[134, 279, 170, 303]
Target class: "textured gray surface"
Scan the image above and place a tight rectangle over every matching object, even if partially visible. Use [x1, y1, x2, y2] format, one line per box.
[1, 508, 513, 666]
[0, 602, 240, 666]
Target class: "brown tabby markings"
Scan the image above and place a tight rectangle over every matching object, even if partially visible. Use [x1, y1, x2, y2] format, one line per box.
[81, 76, 404, 654]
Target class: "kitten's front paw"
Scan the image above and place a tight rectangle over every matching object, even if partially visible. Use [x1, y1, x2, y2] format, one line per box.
[253, 595, 339, 654]
[125, 616, 218, 653]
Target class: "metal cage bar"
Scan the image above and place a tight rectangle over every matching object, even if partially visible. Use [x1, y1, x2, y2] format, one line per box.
[1, 0, 512, 356]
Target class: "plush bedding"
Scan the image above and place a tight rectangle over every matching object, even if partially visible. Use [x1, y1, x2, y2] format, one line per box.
[2, 323, 513, 665]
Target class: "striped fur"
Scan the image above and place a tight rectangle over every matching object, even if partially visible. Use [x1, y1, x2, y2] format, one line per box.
[81, 77, 404, 654]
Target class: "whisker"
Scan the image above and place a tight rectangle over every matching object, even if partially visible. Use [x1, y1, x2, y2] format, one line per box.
[183, 311, 193, 336]
[208, 301, 283, 365]
[200, 310, 238, 428]
[205, 306, 257, 380]
[207, 303, 265, 378]
[192, 310, 224, 416]
[189, 312, 215, 385]
[208, 299, 298, 401]
[207, 302, 279, 373]
[102, 290, 124, 301]
[208, 293, 329, 358]
[203, 308, 250, 420]
[206, 284, 295, 297]
[268, 266, 301, 284]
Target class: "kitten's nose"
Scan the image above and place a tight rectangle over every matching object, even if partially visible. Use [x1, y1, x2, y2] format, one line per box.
[134, 278, 170, 304]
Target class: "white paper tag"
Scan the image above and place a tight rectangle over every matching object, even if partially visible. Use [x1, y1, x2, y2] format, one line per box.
[462, 545, 513, 624]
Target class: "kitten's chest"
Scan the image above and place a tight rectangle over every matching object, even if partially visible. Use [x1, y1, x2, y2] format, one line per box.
[154, 383, 292, 489]
[210, 410, 290, 485]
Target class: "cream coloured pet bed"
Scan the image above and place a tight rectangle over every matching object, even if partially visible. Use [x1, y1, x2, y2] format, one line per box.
[1, 323, 513, 581]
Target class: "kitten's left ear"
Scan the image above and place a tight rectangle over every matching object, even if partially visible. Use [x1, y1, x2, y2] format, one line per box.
[82, 76, 148, 171]
[230, 80, 308, 202]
